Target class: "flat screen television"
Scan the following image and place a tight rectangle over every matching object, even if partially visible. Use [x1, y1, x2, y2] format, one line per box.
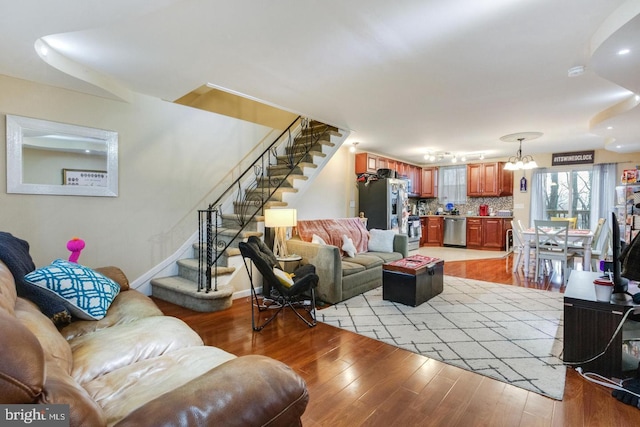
[611, 212, 632, 303]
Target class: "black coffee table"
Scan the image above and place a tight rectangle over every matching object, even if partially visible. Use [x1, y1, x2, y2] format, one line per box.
[382, 256, 444, 306]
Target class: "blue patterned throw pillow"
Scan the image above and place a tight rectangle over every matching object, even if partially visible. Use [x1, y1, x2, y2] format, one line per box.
[24, 259, 120, 320]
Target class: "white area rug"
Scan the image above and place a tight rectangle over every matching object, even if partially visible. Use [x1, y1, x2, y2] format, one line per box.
[319, 276, 566, 400]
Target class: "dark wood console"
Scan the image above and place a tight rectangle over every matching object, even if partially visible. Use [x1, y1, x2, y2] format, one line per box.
[563, 271, 639, 379]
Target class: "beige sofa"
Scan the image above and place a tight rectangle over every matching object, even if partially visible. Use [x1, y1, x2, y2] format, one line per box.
[0, 232, 308, 426]
[286, 218, 407, 304]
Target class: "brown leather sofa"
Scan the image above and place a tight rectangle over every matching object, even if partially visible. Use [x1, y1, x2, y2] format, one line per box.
[0, 255, 308, 426]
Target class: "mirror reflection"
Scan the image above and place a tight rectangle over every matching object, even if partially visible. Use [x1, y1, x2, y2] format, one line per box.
[6, 115, 118, 197]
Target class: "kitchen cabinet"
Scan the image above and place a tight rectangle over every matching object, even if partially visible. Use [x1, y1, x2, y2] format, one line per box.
[355, 153, 402, 177]
[403, 164, 420, 196]
[377, 157, 388, 170]
[420, 216, 443, 246]
[426, 216, 443, 246]
[467, 162, 513, 197]
[411, 165, 422, 195]
[466, 217, 511, 250]
[482, 217, 505, 249]
[355, 153, 379, 174]
[466, 218, 483, 248]
[421, 167, 438, 198]
[386, 159, 398, 173]
[354, 152, 428, 197]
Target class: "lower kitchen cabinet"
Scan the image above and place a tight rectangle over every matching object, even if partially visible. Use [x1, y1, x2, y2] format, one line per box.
[420, 216, 443, 246]
[466, 218, 483, 248]
[466, 217, 511, 250]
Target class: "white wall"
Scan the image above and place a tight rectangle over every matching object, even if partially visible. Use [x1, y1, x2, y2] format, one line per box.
[295, 145, 357, 220]
[0, 75, 276, 286]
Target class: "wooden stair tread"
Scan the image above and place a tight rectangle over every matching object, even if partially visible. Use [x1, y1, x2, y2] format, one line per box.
[151, 275, 233, 298]
[177, 258, 235, 275]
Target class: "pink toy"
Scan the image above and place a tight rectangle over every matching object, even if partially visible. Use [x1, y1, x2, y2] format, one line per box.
[67, 237, 85, 263]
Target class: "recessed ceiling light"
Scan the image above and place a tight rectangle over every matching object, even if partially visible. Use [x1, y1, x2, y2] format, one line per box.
[607, 126, 613, 130]
[567, 65, 585, 77]
[618, 48, 630, 55]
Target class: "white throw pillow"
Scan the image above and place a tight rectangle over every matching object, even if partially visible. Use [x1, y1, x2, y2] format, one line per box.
[368, 229, 396, 253]
[342, 234, 357, 258]
[311, 234, 327, 245]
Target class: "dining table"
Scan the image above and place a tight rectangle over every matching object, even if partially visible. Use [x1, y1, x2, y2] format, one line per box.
[520, 228, 594, 275]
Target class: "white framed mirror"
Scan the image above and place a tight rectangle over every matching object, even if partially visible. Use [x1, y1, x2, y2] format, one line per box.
[6, 115, 118, 197]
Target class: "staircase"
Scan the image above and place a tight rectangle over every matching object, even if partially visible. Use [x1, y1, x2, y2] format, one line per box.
[150, 119, 345, 312]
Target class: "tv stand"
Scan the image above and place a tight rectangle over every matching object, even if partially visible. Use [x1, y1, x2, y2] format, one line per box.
[563, 271, 639, 379]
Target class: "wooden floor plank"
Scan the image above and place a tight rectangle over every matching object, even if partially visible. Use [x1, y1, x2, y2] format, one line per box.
[150, 255, 640, 426]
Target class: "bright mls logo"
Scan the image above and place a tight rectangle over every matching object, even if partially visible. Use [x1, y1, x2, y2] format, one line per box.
[1, 405, 69, 426]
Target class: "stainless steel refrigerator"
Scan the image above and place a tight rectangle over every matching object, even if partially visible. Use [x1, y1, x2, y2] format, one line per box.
[358, 178, 409, 234]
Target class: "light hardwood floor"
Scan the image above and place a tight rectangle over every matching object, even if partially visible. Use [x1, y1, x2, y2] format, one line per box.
[152, 254, 640, 426]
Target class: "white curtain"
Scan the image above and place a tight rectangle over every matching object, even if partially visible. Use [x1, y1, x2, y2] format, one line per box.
[438, 165, 467, 205]
[590, 162, 616, 230]
[529, 167, 547, 228]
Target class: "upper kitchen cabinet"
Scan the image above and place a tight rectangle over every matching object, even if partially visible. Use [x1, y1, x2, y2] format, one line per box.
[355, 153, 379, 174]
[466, 162, 513, 197]
[410, 165, 421, 196]
[385, 158, 398, 174]
[354, 152, 424, 197]
[421, 167, 438, 198]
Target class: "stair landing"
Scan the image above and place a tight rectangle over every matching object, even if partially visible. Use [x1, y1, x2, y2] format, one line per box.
[151, 276, 233, 312]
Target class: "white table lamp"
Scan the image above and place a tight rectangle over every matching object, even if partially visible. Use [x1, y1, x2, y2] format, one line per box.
[264, 208, 297, 258]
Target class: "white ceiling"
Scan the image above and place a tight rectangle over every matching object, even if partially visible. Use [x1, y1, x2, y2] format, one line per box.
[1, 0, 639, 165]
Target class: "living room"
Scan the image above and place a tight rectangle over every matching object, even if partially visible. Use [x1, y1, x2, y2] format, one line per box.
[2, 1, 640, 425]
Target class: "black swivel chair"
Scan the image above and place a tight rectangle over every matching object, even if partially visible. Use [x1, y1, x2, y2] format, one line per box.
[239, 236, 318, 331]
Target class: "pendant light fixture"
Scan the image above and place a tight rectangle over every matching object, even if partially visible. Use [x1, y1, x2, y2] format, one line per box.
[500, 132, 543, 170]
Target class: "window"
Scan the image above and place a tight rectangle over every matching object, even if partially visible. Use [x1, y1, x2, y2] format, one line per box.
[438, 165, 467, 205]
[534, 168, 592, 228]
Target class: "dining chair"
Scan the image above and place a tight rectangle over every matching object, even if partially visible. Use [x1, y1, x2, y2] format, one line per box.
[590, 229, 611, 271]
[551, 216, 577, 229]
[511, 220, 536, 274]
[534, 220, 576, 284]
[568, 217, 605, 265]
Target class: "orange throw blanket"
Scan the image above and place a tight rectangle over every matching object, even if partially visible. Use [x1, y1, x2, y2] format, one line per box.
[295, 218, 370, 255]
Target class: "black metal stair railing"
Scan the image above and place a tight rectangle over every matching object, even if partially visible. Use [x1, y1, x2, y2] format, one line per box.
[197, 117, 332, 293]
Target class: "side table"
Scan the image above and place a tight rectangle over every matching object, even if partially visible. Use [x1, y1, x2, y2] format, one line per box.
[277, 255, 302, 273]
[563, 271, 639, 378]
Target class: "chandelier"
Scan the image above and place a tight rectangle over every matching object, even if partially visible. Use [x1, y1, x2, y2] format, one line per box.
[500, 132, 542, 171]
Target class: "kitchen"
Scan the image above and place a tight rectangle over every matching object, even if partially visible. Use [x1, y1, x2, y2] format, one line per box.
[356, 152, 514, 253]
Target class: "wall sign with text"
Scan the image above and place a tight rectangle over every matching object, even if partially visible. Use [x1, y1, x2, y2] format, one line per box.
[551, 150, 595, 166]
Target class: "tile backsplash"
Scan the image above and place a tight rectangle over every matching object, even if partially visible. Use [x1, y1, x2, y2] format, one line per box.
[413, 196, 513, 216]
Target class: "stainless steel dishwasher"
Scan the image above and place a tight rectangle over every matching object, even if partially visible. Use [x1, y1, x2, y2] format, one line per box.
[443, 216, 467, 247]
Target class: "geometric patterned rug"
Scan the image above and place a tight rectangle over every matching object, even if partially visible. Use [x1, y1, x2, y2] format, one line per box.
[318, 276, 566, 400]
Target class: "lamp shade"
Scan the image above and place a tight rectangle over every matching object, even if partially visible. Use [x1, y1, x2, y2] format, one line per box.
[264, 209, 297, 228]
